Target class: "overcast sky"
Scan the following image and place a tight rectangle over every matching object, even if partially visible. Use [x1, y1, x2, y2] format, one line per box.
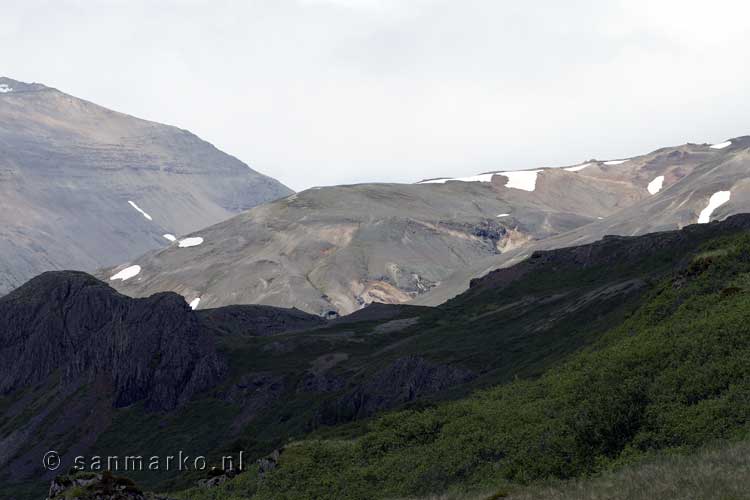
[2, 0, 750, 191]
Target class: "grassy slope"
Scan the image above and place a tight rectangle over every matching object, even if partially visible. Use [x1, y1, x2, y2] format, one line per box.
[503, 439, 750, 500]
[411, 439, 750, 500]
[182, 231, 750, 499]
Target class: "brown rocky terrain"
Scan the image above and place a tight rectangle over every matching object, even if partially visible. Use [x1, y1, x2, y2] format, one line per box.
[102, 139, 740, 315]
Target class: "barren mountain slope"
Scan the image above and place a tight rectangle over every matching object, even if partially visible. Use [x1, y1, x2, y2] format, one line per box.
[0, 77, 292, 294]
[102, 139, 728, 315]
[414, 136, 750, 305]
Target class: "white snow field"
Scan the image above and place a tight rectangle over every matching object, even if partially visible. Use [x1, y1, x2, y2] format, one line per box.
[647, 176, 665, 195]
[698, 191, 731, 224]
[418, 170, 540, 191]
[604, 159, 629, 165]
[128, 201, 153, 221]
[497, 213, 510, 217]
[110, 265, 141, 281]
[0, 84, 13, 93]
[163, 234, 177, 242]
[564, 163, 592, 172]
[498, 170, 541, 191]
[710, 141, 732, 150]
[178, 237, 204, 248]
[189, 297, 201, 310]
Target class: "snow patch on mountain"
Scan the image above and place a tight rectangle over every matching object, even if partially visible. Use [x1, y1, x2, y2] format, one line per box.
[564, 163, 592, 172]
[419, 173, 495, 184]
[0, 84, 13, 93]
[128, 201, 153, 221]
[497, 213, 510, 217]
[178, 237, 204, 248]
[499, 170, 541, 191]
[163, 234, 177, 242]
[698, 191, 731, 224]
[604, 159, 629, 165]
[710, 141, 732, 150]
[647, 176, 665, 195]
[418, 170, 540, 191]
[189, 297, 201, 310]
[110, 265, 141, 281]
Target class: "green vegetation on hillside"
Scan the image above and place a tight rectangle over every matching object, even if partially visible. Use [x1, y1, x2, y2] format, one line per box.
[504, 439, 750, 500]
[187, 232, 750, 499]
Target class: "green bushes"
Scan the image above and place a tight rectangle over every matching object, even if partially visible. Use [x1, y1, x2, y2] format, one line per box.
[240, 234, 750, 499]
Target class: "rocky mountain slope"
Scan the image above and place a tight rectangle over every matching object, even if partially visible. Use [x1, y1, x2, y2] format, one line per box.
[0, 77, 292, 295]
[5, 214, 750, 499]
[103, 138, 742, 315]
[415, 135, 750, 305]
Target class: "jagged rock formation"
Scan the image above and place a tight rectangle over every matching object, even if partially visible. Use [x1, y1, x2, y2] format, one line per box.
[0, 271, 324, 491]
[0, 271, 225, 411]
[0, 76, 292, 295]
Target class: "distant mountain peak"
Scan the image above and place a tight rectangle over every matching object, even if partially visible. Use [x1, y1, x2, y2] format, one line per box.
[0, 76, 49, 93]
[0, 78, 293, 295]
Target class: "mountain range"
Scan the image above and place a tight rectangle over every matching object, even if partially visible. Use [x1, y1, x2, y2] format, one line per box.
[102, 137, 747, 315]
[0, 77, 292, 295]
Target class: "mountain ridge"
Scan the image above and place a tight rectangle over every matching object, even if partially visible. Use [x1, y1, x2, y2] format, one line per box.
[102, 137, 746, 315]
[0, 77, 293, 295]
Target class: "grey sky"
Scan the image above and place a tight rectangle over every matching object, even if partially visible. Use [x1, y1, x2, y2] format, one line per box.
[2, 0, 749, 191]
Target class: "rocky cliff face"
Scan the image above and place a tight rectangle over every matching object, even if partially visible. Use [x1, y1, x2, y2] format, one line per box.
[0, 271, 334, 496]
[0, 77, 293, 295]
[0, 271, 225, 411]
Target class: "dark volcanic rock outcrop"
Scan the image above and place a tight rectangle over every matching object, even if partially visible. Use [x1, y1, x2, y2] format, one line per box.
[0, 271, 225, 411]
